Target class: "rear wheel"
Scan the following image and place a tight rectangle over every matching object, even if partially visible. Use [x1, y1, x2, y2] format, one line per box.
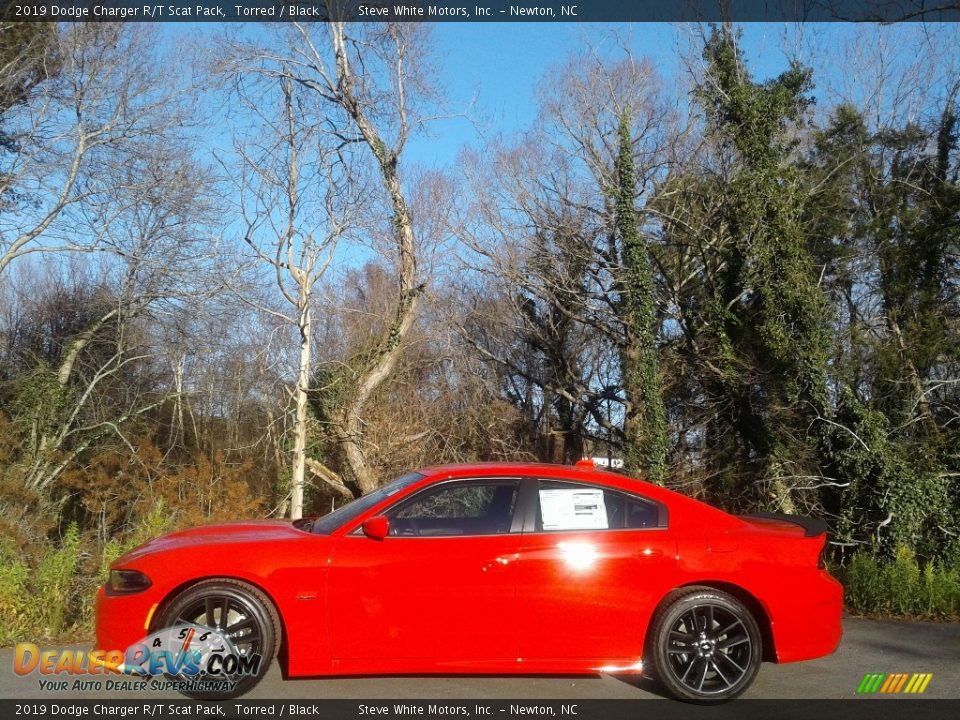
[646, 587, 762, 703]
[156, 579, 280, 699]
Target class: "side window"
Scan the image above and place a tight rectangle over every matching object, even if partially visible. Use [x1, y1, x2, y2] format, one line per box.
[625, 495, 659, 529]
[536, 480, 663, 531]
[387, 481, 519, 537]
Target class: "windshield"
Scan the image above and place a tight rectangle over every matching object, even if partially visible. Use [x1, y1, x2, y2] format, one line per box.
[311, 471, 425, 534]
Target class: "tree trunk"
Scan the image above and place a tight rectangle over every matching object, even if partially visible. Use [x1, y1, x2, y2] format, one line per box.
[290, 289, 312, 519]
[325, 22, 422, 496]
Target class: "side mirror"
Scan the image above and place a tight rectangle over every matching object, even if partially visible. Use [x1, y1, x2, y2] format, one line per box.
[362, 515, 389, 540]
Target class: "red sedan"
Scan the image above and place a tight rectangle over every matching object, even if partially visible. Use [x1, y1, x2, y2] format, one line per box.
[95, 461, 842, 703]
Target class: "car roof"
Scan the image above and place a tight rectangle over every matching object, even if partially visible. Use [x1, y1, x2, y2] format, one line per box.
[413, 461, 700, 511]
[415, 463, 749, 529]
[416, 461, 618, 481]
[418, 460, 591, 473]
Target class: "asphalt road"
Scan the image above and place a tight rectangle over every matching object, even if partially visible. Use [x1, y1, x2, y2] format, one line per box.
[1, 617, 957, 700]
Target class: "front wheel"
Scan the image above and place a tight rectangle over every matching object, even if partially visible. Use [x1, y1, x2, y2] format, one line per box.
[646, 587, 762, 703]
[155, 579, 280, 699]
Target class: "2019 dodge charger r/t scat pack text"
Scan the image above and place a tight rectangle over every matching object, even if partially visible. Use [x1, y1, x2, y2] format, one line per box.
[96, 461, 842, 702]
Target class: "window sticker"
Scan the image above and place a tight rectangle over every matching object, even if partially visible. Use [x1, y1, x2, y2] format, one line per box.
[539, 488, 607, 530]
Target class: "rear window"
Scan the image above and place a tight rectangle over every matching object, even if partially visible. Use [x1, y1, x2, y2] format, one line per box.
[536, 480, 663, 532]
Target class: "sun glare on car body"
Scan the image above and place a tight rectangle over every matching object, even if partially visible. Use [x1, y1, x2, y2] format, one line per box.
[557, 541, 599, 571]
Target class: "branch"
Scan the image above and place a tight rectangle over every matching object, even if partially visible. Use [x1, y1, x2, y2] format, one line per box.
[305, 458, 355, 499]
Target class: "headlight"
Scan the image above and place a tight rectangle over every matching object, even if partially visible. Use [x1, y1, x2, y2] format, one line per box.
[109, 569, 152, 593]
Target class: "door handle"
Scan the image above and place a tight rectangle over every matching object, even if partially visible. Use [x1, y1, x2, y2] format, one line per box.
[635, 548, 663, 559]
[482, 556, 511, 572]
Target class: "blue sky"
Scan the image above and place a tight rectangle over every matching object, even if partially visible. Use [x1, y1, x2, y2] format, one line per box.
[406, 22, 807, 166]
[166, 21, 954, 171]
[154, 20, 956, 278]
[407, 23, 679, 165]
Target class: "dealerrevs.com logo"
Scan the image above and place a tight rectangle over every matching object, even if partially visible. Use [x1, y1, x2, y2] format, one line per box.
[14, 624, 262, 694]
[856, 673, 934, 695]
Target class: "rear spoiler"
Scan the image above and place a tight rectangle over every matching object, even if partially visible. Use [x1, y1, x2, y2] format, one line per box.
[740, 512, 829, 538]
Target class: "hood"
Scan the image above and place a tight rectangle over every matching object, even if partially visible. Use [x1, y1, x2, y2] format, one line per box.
[116, 519, 311, 564]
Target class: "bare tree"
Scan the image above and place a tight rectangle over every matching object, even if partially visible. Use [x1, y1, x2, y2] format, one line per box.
[226, 23, 437, 499]
[5, 136, 218, 493]
[454, 46, 677, 468]
[0, 22, 218, 495]
[0, 24, 189, 275]
[221, 63, 360, 519]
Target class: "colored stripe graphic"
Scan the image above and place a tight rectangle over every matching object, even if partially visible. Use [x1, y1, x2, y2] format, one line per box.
[906, 673, 933, 694]
[857, 672, 932, 694]
[857, 673, 884, 693]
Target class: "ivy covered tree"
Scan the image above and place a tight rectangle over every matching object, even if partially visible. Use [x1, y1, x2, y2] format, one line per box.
[652, 27, 832, 511]
[809, 92, 960, 559]
[616, 113, 668, 483]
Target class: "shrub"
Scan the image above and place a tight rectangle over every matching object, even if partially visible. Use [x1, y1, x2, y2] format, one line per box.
[0, 540, 30, 646]
[97, 498, 174, 584]
[0, 523, 84, 643]
[841, 544, 960, 619]
[34, 523, 83, 638]
[0, 501, 178, 644]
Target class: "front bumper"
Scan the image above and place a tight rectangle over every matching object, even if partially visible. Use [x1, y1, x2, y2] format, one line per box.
[94, 584, 160, 652]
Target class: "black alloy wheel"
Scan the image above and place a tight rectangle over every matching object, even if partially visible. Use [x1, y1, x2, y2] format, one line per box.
[156, 579, 280, 699]
[647, 587, 762, 703]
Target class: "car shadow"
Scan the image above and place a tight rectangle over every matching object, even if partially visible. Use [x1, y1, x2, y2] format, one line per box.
[279, 670, 667, 695]
[607, 673, 670, 698]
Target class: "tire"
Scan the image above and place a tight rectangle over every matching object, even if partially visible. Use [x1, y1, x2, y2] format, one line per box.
[646, 586, 762, 703]
[155, 578, 280, 699]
